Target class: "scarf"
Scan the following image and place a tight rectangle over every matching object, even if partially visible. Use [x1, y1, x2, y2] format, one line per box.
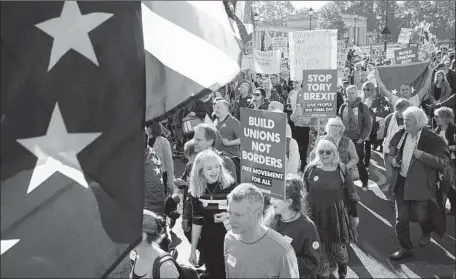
[345, 98, 362, 130]
[383, 112, 401, 154]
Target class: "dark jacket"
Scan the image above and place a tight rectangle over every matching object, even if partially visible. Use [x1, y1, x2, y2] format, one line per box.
[446, 69, 456, 93]
[389, 127, 450, 237]
[339, 99, 373, 142]
[428, 81, 452, 103]
[190, 99, 209, 119]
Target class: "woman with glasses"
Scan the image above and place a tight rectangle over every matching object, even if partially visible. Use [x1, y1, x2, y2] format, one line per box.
[309, 118, 359, 176]
[434, 107, 456, 215]
[303, 140, 360, 279]
[250, 88, 270, 111]
[265, 174, 321, 278]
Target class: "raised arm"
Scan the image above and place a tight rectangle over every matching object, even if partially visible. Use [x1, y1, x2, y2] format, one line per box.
[417, 62, 435, 102]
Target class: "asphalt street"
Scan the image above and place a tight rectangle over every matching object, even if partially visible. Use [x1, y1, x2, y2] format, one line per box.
[169, 150, 456, 278]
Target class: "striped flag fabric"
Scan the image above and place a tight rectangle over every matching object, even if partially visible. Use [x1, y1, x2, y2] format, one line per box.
[1, 1, 145, 278]
[234, 1, 254, 34]
[142, 2, 243, 122]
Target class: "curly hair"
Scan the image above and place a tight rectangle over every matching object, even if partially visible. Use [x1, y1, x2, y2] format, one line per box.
[263, 174, 310, 230]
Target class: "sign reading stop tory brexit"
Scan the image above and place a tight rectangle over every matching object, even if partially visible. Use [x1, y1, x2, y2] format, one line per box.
[240, 108, 287, 199]
[301, 69, 338, 117]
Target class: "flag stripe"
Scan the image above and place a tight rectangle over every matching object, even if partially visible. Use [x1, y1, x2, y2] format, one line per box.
[142, 1, 241, 61]
[144, 51, 211, 121]
[141, 4, 240, 90]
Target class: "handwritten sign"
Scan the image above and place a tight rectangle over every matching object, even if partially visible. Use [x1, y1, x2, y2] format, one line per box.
[272, 37, 287, 53]
[253, 50, 280, 74]
[240, 108, 287, 199]
[300, 69, 338, 117]
[394, 47, 419, 65]
[289, 30, 337, 80]
[337, 40, 348, 85]
[398, 28, 413, 46]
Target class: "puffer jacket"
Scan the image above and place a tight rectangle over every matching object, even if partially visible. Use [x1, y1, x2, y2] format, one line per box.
[144, 147, 165, 216]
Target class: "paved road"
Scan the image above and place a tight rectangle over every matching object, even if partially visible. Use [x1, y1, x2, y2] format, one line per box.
[170, 150, 456, 278]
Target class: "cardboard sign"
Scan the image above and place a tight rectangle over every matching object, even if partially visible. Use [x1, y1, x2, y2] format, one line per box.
[240, 108, 287, 199]
[301, 69, 338, 117]
[398, 28, 413, 46]
[253, 50, 280, 74]
[289, 30, 337, 80]
[394, 47, 419, 65]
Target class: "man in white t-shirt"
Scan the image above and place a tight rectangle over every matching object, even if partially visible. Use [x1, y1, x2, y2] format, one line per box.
[224, 184, 299, 278]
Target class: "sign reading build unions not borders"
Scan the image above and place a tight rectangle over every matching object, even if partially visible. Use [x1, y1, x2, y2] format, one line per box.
[240, 108, 286, 199]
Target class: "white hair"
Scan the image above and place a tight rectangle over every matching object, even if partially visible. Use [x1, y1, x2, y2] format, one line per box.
[403, 107, 429, 129]
[325, 117, 346, 136]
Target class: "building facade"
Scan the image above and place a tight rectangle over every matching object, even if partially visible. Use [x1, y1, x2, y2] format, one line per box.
[259, 13, 369, 46]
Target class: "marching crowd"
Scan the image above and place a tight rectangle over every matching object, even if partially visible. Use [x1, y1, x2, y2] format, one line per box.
[108, 45, 456, 278]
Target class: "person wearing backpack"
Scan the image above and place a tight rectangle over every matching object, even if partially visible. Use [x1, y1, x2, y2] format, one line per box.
[302, 139, 360, 279]
[339, 85, 372, 191]
[106, 210, 180, 279]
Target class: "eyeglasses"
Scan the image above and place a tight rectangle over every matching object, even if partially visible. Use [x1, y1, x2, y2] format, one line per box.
[318, 150, 333, 156]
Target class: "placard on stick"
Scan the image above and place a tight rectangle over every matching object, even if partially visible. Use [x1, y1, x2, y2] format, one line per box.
[301, 69, 338, 117]
[240, 108, 287, 199]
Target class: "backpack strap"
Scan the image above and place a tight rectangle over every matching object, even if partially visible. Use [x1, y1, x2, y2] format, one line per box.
[152, 254, 176, 279]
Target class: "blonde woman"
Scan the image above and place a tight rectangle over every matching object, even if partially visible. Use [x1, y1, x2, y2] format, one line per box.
[303, 140, 360, 279]
[188, 149, 236, 279]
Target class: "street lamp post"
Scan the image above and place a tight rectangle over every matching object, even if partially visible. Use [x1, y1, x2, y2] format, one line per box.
[354, 14, 358, 46]
[381, 0, 391, 52]
[309, 7, 314, 30]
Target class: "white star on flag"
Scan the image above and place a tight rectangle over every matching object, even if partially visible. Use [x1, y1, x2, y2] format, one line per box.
[411, 86, 416, 93]
[372, 108, 377, 113]
[35, 1, 113, 71]
[1, 239, 20, 256]
[17, 103, 101, 194]
[392, 89, 398, 95]
[154, 167, 161, 175]
[152, 157, 160, 165]
[385, 104, 390, 111]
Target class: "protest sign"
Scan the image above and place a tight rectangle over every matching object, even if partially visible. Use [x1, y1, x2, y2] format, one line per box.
[301, 69, 338, 117]
[337, 40, 348, 84]
[253, 49, 280, 74]
[289, 30, 337, 80]
[417, 49, 429, 62]
[394, 47, 419, 65]
[272, 37, 287, 53]
[240, 108, 286, 199]
[398, 28, 413, 46]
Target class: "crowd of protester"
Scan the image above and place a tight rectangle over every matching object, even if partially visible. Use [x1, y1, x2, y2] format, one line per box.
[108, 44, 456, 278]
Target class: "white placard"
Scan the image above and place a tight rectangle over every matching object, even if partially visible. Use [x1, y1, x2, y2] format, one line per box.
[253, 49, 280, 74]
[289, 30, 337, 80]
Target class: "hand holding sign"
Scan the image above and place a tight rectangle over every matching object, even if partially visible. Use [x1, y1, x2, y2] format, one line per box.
[301, 69, 338, 117]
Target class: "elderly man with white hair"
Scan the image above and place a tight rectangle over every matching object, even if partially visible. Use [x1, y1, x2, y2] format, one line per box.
[388, 107, 450, 261]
